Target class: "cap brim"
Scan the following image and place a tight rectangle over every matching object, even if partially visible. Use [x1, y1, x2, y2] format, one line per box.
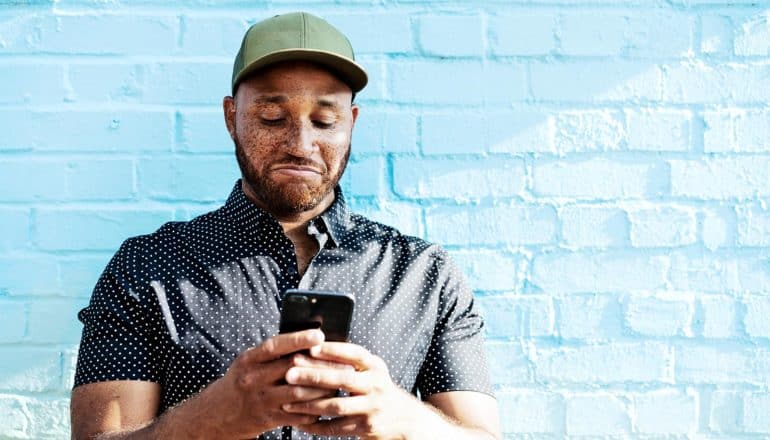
[233, 48, 368, 95]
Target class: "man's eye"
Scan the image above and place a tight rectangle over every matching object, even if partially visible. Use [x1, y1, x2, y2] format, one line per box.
[313, 120, 334, 129]
[261, 118, 284, 126]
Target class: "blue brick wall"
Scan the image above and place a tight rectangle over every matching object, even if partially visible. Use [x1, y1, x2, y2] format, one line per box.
[2, 1, 770, 438]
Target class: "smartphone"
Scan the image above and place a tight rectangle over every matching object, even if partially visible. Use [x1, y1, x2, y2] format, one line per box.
[279, 289, 355, 342]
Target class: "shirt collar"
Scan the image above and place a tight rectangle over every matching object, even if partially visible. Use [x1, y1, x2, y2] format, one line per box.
[223, 180, 351, 248]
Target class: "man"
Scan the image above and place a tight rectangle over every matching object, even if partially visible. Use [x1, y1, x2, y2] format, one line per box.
[70, 11, 500, 440]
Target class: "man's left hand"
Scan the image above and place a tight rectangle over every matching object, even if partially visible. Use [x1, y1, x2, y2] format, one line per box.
[281, 342, 422, 439]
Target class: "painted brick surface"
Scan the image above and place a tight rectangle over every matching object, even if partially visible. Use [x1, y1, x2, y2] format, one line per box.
[3, 1, 770, 438]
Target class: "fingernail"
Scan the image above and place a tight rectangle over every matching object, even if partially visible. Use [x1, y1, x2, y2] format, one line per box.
[309, 345, 321, 356]
[285, 369, 297, 383]
[282, 403, 292, 411]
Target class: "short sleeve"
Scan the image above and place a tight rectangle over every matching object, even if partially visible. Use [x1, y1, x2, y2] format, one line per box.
[415, 254, 493, 398]
[73, 240, 166, 388]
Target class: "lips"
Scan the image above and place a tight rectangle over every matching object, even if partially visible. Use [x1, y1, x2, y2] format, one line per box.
[270, 163, 324, 179]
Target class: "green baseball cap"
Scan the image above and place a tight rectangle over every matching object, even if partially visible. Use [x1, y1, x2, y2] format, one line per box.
[231, 12, 368, 95]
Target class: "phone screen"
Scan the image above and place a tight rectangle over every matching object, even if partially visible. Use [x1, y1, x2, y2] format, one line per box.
[279, 289, 355, 342]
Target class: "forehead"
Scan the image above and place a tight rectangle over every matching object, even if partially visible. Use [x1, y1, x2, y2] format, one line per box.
[236, 61, 353, 100]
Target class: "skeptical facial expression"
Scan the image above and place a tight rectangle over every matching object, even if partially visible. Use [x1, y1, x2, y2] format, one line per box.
[224, 61, 358, 218]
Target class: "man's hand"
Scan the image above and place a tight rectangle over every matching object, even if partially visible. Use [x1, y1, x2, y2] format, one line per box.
[72, 329, 351, 440]
[281, 342, 500, 440]
[194, 329, 349, 439]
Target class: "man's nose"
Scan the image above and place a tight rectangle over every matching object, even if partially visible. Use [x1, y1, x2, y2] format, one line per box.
[286, 121, 316, 157]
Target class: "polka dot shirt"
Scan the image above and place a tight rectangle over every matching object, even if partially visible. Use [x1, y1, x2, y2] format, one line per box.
[74, 180, 492, 440]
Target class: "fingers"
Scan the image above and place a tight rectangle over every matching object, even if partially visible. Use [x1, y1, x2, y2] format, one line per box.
[285, 366, 371, 394]
[297, 415, 365, 437]
[290, 353, 355, 371]
[242, 330, 325, 364]
[308, 342, 384, 372]
[283, 395, 371, 416]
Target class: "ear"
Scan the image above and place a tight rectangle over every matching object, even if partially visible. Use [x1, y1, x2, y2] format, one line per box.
[350, 103, 359, 127]
[223, 96, 237, 141]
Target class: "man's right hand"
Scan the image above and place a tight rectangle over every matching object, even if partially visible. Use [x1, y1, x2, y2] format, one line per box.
[198, 329, 338, 438]
[71, 329, 344, 440]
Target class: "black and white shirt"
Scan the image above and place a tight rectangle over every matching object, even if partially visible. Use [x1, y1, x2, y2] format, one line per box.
[74, 180, 492, 440]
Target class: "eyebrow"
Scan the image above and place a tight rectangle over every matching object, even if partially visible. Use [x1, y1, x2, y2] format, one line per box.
[317, 98, 340, 110]
[252, 95, 288, 104]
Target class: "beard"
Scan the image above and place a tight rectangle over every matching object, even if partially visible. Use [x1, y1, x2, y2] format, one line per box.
[234, 136, 350, 218]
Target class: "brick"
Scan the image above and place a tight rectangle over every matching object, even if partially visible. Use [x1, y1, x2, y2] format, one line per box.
[478, 295, 553, 338]
[625, 294, 692, 337]
[393, 157, 525, 200]
[560, 205, 629, 248]
[557, 293, 623, 340]
[341, 156, 384, 197]
[27, 298, 86, 344]
[418, 15, 483, 57]
[68, 63, 144, 102]
[743, 392, 770, 433]
[736, 256, 770, 293]
[485, 342, 530, 386]
[67, 159, 135, 201]
[0, 301, 25, 343]
[734, 15, 770, 56]
[0, 348, 61, 392]
[662, 62, 770, 104]
[0, 14, 176, 55]
[425, 205, 557, 246]
[486, 111, 554, 153]
[737, 204, 770, 246]
[554, 110, 624, 153]
[0, 63, 65, 104]
[626, 109, 691, 152]
[566, 394, 630, 435]
[62, 346, 78, 390]
[421, 113, 485, 155]
[348, 200, 422, 238]
[353, 58, 386, 102]
[328, 13, 412, 54]
[143, 62, 231, 105]
[137, 157, 239, 202]
[709, 390, 742, 433]
[59, 255, 111, 298]
[352, 111, 417, 154]
[634, 390, 697, 434]
[676, 345, 756, 383]
[629, 207, 697, 247]
[489, 13, 556, 56]
[533, 158, 666, 199]
[497, 390, 564, 434]
[530, 61, 661, 102]
[0, 209, 30, 252]
[701, 15, 733, 55]
[35, 209, 173, 251]
[671, 157, 770, 199]
[536, 343, 669, 384]
[705, 110, 770, 153]
[423, 111, 553, 155]
[26, 398, 69, 439]
[0, 395, 29, 438]
[627, 12, 693, 58]
[0, 110, 173, 152]
[0, 159, 67, 201]
[702, 207, 736, 251]
[560, 12, 626, 56]
[531, 252, 668, 293]
[450, 250, 521, 292]
[178, 16, 247, 56]
[178, 110, 233, 153]
[669, 253, 740, 293]
[700, 295, 737, 338]
[389, 60, 527, 105]
[744, 295, 770, 338]
[0, 256, 60, 296]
